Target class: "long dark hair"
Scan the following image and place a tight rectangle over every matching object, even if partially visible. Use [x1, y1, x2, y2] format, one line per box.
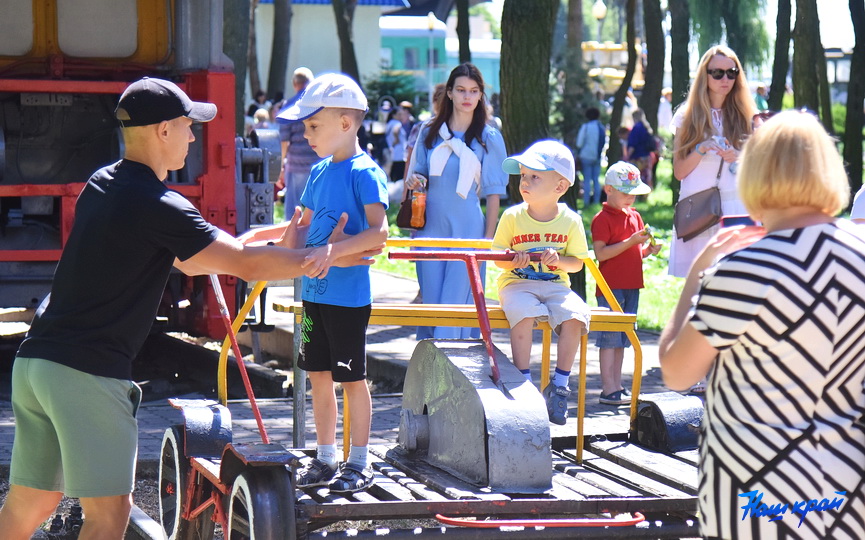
[423, 63, 489, 151]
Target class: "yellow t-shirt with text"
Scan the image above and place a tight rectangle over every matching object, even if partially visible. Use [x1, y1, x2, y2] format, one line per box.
[491, 203, 589, 291]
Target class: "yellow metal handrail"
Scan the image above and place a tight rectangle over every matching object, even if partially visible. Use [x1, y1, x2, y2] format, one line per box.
[219, 237, 642, 463]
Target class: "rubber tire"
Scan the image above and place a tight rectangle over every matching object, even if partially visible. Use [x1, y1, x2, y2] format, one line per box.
[159, 426, 216, 540]
[227, 467, 295, 540]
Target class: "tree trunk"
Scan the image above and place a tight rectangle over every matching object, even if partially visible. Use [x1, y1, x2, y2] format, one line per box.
[560, 0, 584, 212]
[668, 0, 689, 111]
[456, 0, 471, 64]
[606, 0, 637, 166]
[768, 0, 791, 111]
[792, 0, 820, 112]
[844, 0, 865, 196]
[248, 0, 261, 97]
[562, 0, 583, 148]
[267, 0, 292, 99]
[668, 0, 689, 204]
[639, 0, 664, 133]
[332, 0, 361, 85]
[500, 0, 558, 201]
[224, 0, 251, 135]
[816, 29, 833, 134]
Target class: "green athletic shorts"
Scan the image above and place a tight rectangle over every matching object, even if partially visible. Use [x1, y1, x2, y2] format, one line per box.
[9, 357, 142, 498]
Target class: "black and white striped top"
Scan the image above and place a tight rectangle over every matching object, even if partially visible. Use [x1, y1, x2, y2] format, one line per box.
[688, 220, 865, 540]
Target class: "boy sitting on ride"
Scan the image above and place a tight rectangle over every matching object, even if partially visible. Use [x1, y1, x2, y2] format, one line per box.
[277, 73, 389, 492]
[492, 140, 591, 425]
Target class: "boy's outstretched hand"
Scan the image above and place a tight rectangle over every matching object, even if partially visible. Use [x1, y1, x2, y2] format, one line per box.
[277, 206, 309, 249]
[300, 213, 385, 278]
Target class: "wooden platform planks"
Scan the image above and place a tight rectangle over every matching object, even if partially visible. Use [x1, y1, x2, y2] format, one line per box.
[582, 440, 699, 495]
[289, 442, 698, 533]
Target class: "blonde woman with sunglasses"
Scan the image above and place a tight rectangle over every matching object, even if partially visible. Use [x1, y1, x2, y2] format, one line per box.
[668, 46, 757, 280]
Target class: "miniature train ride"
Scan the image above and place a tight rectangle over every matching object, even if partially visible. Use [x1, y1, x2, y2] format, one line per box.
[158, 239, 703, 539]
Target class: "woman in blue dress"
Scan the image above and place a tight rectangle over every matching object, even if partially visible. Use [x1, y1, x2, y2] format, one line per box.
[404, 63, 508, 339]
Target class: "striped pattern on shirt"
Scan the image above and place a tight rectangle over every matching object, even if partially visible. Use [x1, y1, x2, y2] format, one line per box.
[688, 221, 865, 540]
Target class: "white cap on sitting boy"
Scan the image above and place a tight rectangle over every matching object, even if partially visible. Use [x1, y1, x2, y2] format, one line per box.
[501, 140, 576, 185]
[604, 161, 652, 195]
[277, 72, 368, 122]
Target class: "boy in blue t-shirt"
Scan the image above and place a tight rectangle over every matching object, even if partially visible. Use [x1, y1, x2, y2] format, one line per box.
[277, 73, 389, 493]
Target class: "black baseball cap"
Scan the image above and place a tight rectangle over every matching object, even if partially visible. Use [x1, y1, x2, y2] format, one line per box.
[115, 77, 217, 127]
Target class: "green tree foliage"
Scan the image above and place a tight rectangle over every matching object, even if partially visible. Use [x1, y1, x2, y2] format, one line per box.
[363, 69, 420, 110]
[688, 0, 770, 69]
[468, 4, 501, 39]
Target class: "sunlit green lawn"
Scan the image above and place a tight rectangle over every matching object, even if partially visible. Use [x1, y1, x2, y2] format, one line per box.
[276, 160, 684, 332]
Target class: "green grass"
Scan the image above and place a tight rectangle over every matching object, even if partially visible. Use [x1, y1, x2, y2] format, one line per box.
[276, 159, 684, 332]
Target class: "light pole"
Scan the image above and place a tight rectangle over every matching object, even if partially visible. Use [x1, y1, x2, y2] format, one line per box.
[427, 12, 436, 112]
[592, 0, 607, 42]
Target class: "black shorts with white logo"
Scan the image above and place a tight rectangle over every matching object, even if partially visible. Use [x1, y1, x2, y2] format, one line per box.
[297, 301, 371, 383]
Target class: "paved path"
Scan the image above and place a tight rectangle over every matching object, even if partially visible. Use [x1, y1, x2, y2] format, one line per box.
[0, 270, 670, 469]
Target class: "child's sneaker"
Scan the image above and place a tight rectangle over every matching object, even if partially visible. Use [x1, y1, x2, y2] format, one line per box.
[542, 383, 570, 425]
[328, 462, 375, 494]
[295, 458, 336, 487]
[598, 390, 629, 405]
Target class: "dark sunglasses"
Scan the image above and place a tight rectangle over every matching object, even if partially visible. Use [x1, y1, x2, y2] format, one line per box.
[753, 110, 777, 122]
[707, 67, 740, 80]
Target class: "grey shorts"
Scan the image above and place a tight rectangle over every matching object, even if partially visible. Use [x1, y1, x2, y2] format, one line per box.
[499, 280, 590, 334]
[9, 357, 142, 498]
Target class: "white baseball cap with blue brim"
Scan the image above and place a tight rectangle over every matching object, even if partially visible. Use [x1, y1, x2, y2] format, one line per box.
[277, 72, 368, 122]
[501, 140, 576, 185]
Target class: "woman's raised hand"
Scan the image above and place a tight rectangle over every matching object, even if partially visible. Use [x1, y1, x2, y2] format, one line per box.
[406, 173, 427, 191]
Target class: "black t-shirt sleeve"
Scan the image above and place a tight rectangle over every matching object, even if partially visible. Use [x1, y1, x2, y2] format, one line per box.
[144, 190, 220, 261]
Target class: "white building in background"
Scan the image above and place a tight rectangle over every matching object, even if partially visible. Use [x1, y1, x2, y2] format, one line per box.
[445, 37, 501, 94]
[250, 0, 407, 99]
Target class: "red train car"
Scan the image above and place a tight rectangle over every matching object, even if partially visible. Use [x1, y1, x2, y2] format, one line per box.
[0, 0, 276, 339]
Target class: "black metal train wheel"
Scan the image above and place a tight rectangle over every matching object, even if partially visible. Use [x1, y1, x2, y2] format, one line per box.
[227, 467, 295, 540]
[159, 426, 216, 540]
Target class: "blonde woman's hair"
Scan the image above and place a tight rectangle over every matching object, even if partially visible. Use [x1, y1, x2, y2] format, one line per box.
[738, 110, 849, 218]
[674, 46, 757, 161]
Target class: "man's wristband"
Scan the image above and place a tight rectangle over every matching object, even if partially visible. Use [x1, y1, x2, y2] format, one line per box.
[696, 146, 706, 156]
